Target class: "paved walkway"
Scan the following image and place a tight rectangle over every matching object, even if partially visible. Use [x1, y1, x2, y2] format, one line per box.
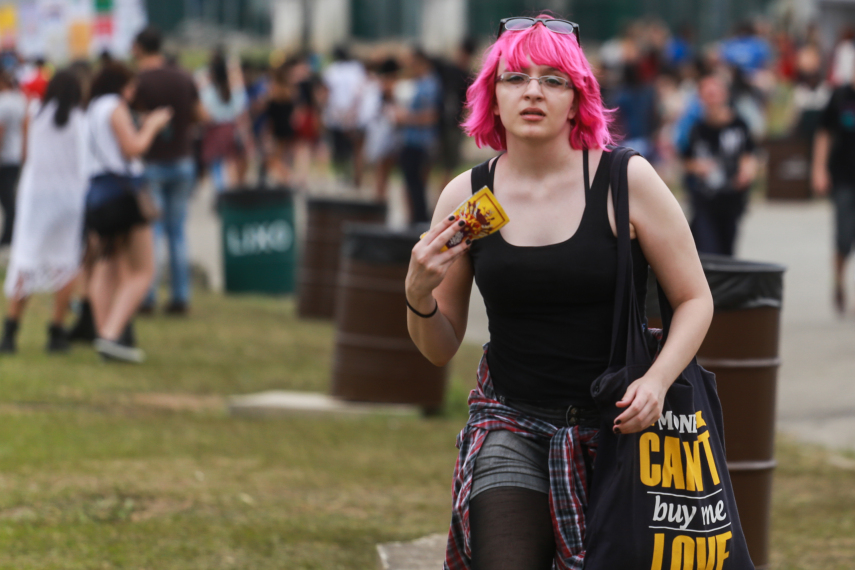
[739, 200, 855, 450]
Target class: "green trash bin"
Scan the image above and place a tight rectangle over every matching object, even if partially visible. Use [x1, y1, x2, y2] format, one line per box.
[218, 188, 296, 294]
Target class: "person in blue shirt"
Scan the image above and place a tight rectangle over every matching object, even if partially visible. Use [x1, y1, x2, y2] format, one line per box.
[610, 63, 659, 159]
[719, 22, 771, 77]
[665, 24, 695, 70]
[396, 48, 441, 224]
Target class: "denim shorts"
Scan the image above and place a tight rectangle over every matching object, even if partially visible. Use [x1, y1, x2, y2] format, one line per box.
[85, 174, 147, 242]
[470, 399, 600, 500]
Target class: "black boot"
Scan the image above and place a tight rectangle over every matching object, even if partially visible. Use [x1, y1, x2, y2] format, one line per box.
[0, 318, 18, 354]
[46, 323, 70, 353]
[67, 299, 97, 343]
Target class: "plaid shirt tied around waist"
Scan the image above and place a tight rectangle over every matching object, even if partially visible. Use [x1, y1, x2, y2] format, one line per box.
[444, 346, 599, 570]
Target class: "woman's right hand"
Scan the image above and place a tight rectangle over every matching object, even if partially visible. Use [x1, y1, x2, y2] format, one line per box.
[405, 215, 472, 312]
[146, 106, 174, 132]
[812, 167, 830, 196]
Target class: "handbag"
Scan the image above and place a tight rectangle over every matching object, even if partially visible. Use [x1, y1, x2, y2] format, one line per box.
[583, 147, 754, 569]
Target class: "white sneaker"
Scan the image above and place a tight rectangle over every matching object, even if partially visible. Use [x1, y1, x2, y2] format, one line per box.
[95, 338, 145, 364]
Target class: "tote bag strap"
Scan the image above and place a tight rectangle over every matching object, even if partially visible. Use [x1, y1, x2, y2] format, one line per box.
[607, 146, 646, 367]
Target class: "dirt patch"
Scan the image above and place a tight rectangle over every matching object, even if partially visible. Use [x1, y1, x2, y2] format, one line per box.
[0, 393, 225, 416]
[130, 497, 194, 522]
[130, 393, 225, 412]
[0, 505, 38, 521]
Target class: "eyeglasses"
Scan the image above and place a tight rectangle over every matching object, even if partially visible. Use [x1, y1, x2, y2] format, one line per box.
[497, 17, 580, 45]
[495, 72, 574, 91]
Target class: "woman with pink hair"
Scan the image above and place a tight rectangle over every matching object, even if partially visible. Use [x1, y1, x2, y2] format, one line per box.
[405, 16, 713, 569]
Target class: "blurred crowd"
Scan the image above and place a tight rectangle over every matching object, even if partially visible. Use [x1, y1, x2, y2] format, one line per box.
[594, 18, 855, 309]
[1, 16, 854, 361]
[0, 26, 479, 363]
[236, 39, 477, 224]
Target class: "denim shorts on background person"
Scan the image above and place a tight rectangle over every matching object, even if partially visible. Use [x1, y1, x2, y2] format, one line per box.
[84, 174, 147, 238]
[833, 185, 855, 256]
[470, 399, 600, 500]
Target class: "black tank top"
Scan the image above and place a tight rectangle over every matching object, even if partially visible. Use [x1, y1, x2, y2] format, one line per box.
[469, 149, 649, 408]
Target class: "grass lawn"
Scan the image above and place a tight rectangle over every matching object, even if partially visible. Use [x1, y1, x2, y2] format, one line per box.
[0, 291, 852, 569]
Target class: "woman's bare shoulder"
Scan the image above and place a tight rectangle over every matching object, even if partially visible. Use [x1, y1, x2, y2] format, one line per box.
[626, 154, 689, 235]
[626, 155, 680, 206]
[430, 169, 476, 225]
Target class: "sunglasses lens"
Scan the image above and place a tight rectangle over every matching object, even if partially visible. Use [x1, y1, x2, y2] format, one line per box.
[504, 18, 534, 31]
[545, 20, 577, 35]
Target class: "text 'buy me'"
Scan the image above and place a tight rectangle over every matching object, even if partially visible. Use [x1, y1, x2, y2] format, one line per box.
[643, 411, 735, 570]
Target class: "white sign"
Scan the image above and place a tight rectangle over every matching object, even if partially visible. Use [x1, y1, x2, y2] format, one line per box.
[226, 220, 294, 257]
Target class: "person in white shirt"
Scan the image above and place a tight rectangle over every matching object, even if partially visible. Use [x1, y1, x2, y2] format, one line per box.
[0, 70, 27, 247]
[84, 62, 172, 363]
[323, 46, 367, 186]
[0, 70, 87, 354]
[199, 50, 249, 192]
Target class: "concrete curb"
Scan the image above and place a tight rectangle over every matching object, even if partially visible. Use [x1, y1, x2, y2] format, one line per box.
[227, 390, 419, 417]
[376, 534, 446, 570]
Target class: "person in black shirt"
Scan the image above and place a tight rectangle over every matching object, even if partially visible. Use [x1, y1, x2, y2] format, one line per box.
[264, 63, 296, 185]
[404, 16, 714, 568]
[812, 75, 855, 313]
[682, 71, 758, 256]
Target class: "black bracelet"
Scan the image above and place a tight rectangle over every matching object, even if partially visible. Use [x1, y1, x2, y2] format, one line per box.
[406, 297, 439, 318]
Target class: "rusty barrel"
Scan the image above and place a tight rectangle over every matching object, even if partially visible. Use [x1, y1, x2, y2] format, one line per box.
[765, 136, 811, 200]
[698, 255, 785, 570]
[331, 224, 447, 414]
[646, 255, 785, 569]
[298, 198, 387, 319]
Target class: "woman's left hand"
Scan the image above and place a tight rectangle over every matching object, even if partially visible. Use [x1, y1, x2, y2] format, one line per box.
[613, 374, 669, 434]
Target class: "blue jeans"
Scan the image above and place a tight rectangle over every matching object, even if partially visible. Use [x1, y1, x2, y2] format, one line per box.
[143, 158, 196, 305]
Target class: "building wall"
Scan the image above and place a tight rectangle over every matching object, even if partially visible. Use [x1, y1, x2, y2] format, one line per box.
[147, 0, 270, 35]
[816, 0, 855, 53]
[311, 0, 350, 53]
[271, 0, 782, 53]
[272, 0, 349, 52]
[271, 0, 304, 51]
[421, 0, 467, 55]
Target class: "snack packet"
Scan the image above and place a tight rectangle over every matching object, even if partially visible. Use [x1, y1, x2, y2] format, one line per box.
[423, 187, 510, 251]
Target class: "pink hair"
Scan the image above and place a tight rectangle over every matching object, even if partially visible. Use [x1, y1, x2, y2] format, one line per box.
[462, 16, 616, 151]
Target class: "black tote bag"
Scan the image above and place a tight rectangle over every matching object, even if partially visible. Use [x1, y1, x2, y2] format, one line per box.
[583, 148, 754, 570]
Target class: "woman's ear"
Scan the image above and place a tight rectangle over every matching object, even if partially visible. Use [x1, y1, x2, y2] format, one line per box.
[568, 98, 578, 122]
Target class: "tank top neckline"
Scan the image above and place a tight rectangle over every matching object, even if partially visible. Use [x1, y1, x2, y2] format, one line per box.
[487, 149, 609, 249]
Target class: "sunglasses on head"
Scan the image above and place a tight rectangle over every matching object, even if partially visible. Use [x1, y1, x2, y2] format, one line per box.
[497, 17, 581, 45]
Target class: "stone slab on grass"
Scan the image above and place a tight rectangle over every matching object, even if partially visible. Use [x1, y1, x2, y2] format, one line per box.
[377, 534, 446, 570]
[228, 390, 419, 417]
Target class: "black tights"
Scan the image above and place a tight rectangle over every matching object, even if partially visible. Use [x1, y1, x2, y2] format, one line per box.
[470, 487, 555, 570]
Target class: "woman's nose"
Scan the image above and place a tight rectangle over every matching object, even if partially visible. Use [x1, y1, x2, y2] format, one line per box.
[523, 79, 544, 99]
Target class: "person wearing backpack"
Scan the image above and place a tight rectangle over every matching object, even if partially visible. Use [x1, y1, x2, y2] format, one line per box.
[404, 15, 714, 569]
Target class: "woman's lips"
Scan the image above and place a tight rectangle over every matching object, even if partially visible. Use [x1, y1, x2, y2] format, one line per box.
[520, 108, 546, 121]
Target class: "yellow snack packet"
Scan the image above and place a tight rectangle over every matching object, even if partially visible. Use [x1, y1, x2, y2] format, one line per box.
[422, 187, 510, 251]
